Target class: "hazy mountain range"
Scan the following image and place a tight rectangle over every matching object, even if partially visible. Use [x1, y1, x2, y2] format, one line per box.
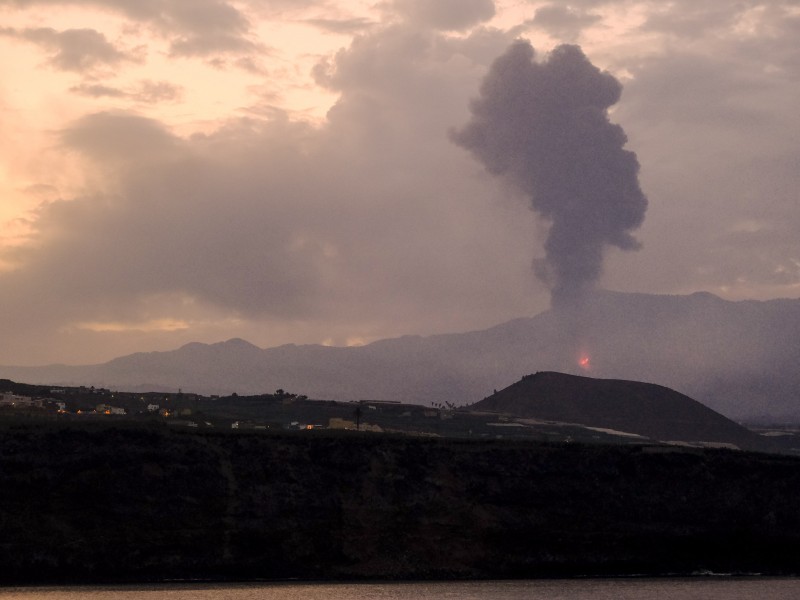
[2, 291, 799, 421]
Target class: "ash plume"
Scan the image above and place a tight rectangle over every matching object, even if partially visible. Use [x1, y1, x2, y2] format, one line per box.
[451, 41, 647, 309]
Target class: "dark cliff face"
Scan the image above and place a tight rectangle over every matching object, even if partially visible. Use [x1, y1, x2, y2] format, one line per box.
[2, 424, 800, 583]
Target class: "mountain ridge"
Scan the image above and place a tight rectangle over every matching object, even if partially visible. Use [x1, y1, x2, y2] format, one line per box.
[2, 290, 799, 421]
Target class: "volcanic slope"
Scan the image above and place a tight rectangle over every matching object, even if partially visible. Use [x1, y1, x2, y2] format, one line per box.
[3, 291, 800, 421]
[472, 372, 765, 450]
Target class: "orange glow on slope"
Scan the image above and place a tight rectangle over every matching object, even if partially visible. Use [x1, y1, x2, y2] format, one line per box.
[579, 356, 591, 370]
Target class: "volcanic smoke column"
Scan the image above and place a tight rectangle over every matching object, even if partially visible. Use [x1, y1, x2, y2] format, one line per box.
[452, 41, 648, 309]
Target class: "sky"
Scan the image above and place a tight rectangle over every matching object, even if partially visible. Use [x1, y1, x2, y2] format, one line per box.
[0, 0, 798, 366]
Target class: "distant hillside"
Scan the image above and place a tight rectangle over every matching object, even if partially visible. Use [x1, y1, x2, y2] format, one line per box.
[472, 372, 764, 450]
[2, 291, 800, 421]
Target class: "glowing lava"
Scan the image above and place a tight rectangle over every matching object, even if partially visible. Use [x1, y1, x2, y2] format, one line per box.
[579, 356, 591, 370]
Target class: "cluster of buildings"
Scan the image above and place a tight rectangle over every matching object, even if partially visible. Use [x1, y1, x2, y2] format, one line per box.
[1, 390, 112, 415]
[0, 392, 44, 409]
[1, 386, 462, 436]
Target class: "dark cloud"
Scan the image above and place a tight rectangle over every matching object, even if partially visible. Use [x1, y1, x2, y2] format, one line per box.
[315, 24, 514, 126]
[8, 114, 327, 321]
[3, 0, 250, 31]
[133, 80, 183, 102]
[599, 2, 800, 300]
[388, 0, 495, 31]
[152, 0, 255, 56]
[60, 111, 180, 161]
[2, 0, 256, 56]
[305, 17, 375, 35]
[2, 0, 799, 366]
[168, 33, 257, 58]
[0, 25, 542, 363]
[159, 0, 249, 35]
[452, 41, 648, 308]
[641, 0, 760, 38]
[0, 26, 137, 71]
[70, 80, 183, 102]
[69, 83, 127, 98]
[232, 56, 265, 74]
[530, 4, 601, 41]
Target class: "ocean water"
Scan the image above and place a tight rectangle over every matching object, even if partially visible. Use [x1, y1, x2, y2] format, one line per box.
[2, 578, 799, 599]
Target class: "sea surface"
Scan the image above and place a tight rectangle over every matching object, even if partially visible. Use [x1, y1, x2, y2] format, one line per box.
[2, 578, 799, 599]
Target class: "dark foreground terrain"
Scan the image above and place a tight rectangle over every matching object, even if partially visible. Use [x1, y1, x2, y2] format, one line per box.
[2, 423, 800, 584]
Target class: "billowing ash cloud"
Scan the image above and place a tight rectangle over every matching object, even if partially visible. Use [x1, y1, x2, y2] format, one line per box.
[452, 41, 647, 308]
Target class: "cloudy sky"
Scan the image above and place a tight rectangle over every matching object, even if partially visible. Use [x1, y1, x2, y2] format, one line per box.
[0, 0, 798, 366]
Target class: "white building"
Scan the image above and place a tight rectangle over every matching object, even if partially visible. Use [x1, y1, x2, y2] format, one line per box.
[0, 393, 42, 408]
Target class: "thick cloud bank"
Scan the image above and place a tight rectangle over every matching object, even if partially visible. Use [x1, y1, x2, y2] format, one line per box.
[0, 24, 540, 364]
[390, 0, 495, 31]
[452, 41, 648, 308]
[2, 1, 799, 366]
